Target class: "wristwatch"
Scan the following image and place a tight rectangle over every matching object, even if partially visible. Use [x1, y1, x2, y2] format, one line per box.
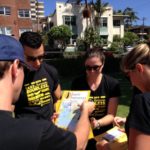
[96, 121, 101, 129]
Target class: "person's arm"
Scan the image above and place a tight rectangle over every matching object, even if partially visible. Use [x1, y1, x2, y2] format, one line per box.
[53, 84, 62, 113]
[93, 98, 118, 150]
[91, 97, 118, 129]
[53, 84, 62, 101]
[114, 116, 126, 127]
[128, 128, 150, 150]
[73, 101, 95, 150]
[96, 139, 111, 150]
[45, 64, 62, 101]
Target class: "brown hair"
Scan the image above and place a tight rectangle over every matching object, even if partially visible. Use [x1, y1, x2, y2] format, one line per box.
[85, 47, 105, 64]
[0, 61, 12, 79]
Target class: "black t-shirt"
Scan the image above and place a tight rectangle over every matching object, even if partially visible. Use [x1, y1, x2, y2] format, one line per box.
[15, 62, 60, 120]
[71, 74, 121, 135]
[0, 110, 76, 150]
[126, 93, 150, 137]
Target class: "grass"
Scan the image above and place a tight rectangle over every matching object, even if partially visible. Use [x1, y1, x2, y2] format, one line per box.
[60, 72, 132, 118]
[110, 72, 132, 117]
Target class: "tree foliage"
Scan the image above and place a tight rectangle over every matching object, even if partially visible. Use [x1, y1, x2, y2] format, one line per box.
[110, 35, 124, 53]
[123, 7, 139, 29]
[90, 0, 109, 28]
[92, 0, 109, 15]
[47, 25, 72, 50]
[84, 27, 102, 48]
[77, 27, 105, 50]
[110, 33, 139, 53]
[123, 32, 139, 46]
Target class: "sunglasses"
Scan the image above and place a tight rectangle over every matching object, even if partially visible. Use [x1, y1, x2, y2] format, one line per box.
[18, 61, 34, 70]
[85, 65, 102, 71]
[26, 54, 45, 62]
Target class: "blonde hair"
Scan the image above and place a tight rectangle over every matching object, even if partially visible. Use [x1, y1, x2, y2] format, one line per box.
[121, 43, 150, 73]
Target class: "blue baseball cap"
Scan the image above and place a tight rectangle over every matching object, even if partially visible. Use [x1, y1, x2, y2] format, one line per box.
[0, 34, 31, 69]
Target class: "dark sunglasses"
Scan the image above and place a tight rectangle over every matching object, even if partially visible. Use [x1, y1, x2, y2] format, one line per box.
[85, 65, 102, 71]
[18, 62, 25, 68]
[18, 61, 34, 71]
[26, 54, 45, 62]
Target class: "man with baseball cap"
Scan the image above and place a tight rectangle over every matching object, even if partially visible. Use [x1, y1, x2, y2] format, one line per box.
[0, 34, 95, 150]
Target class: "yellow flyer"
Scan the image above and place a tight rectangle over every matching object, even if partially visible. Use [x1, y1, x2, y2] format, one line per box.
[55, 90, 93, 139]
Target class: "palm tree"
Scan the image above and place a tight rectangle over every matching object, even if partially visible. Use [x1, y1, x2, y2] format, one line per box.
[92, 0, 109, 18]
[66, 0, 83, 4]
[113, 9, 123, 15]
[123, 7, 139, 29]
[88, 0, 109, 37]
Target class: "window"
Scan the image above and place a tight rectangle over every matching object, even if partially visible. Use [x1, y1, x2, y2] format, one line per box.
[63, 16, 77, 44]
[31, 10, 35, 14]
[100, 18, 107, 27]
[63, 16, 76, 26]
[0, 7, 11, 15]
[18, 9, 30, 18]
[37, 8, 44, 11]
[113, 20, 120, 27]
[31, 16, 36, 19]
[19, 29, 32, 35]
[0, 27, 12, 35]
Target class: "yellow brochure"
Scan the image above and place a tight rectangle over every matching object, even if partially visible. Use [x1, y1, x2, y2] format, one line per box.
[55, 90, 93, 139]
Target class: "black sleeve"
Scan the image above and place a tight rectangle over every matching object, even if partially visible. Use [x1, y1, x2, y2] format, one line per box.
[44, 63, 60, 91]
[106, 75, 121, 97]
[38, 121, 77, 150]
[128, 93, 150, 134]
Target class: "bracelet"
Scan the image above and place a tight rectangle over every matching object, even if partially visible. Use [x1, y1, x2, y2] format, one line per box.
[96, 121, 101, 129]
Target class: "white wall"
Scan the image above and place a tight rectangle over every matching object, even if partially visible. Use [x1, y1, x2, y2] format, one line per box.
[48, 2, 125, 45]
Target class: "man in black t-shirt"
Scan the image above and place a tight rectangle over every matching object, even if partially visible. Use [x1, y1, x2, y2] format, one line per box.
[15, 31, 62, 120]
[0, 34, 95, 150]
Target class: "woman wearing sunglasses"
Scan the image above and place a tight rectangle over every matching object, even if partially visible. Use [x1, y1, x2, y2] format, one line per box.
[112, 42, 150, 150]
[71, 48, 121, 150]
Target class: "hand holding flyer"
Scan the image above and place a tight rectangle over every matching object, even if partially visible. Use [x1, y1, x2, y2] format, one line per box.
[55, 90, 91, 131]
[95, 126, 128, 150]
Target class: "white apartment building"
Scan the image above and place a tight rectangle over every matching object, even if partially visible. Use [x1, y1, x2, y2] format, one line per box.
[30, 0, 44, 31]
[30, 0, 44, 20]
[48, 2, 125, 46]
[36, 1, 44, 18]
[30, 0, 36, 20]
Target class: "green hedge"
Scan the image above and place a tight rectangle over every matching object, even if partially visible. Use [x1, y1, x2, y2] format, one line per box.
[45, 56, 121, 78]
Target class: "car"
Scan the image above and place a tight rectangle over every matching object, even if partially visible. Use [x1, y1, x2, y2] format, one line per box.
[125, 46, 134, 52]
[103, 51, 114, 57]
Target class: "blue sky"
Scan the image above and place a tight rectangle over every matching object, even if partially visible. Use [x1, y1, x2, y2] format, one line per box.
[40, 0, 150, 25]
